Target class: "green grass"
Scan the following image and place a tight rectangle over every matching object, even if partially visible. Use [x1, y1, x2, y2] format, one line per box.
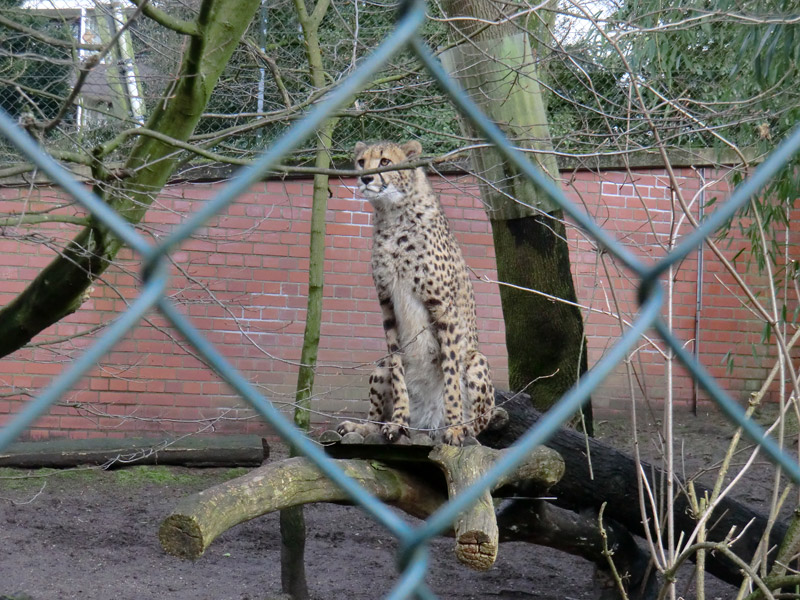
[112, 465, 250, 486]
[112, 465, 203, 486]
[0, 466, 97, 490]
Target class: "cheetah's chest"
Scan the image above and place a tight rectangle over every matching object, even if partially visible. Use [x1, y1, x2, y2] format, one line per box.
[390, 280, 446, 431]
[372, 227, 436, 357]
[372, 224, 447, 431]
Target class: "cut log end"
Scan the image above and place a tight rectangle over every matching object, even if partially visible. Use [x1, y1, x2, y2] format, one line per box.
[159, 514, 205, 560]
[455, 530, 497, 571]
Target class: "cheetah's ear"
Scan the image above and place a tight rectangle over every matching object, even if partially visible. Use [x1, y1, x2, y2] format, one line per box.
[354, 141, 367, 158]
[400, 140, 422, 159]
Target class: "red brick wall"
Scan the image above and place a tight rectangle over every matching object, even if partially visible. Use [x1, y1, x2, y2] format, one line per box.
[0, 166, 796, 440]
[563, 167, 798, 411]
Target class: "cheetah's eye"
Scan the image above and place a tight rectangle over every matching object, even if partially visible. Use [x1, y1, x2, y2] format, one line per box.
[357, 159, 364, 168]
[379, 158, 391, 167]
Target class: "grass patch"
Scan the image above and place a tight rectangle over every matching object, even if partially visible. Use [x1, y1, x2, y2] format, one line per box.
[222, 467, 249, 479]
[0, 466, 99, 491]
[112, 465, 251, 486]
[112, 465, 204, 486]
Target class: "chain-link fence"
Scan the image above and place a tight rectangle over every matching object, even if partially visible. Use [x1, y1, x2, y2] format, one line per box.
[2, 0, 800, 597]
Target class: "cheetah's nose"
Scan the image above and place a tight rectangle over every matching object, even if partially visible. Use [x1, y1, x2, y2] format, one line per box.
[360, 175, 374, 185]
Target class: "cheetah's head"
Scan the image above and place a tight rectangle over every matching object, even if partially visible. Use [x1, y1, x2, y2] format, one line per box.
[353, 141, 422, 208]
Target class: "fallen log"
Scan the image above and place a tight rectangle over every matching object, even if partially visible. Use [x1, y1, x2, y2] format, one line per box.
[0, 435, 269, 469]
[160, 443, 656, 597]
[479, 391, 788, 588]
[160, 456, 442, 560]
[497, 498, 657, 600]
[159, 444, 563, 570]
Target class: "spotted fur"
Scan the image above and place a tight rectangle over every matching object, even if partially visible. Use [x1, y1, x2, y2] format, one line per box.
[337, 141, 494, 445]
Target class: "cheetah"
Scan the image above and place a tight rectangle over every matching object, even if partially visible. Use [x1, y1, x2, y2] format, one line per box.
[337, 140, 494, 446]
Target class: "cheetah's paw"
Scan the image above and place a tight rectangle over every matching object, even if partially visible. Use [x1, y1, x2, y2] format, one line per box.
[381, 422, 409, 443]
[442, 426, 467, 446]
[337, 420, 374, 437]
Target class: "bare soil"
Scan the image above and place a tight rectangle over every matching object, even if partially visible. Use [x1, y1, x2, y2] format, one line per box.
[0, 408, 789, 600]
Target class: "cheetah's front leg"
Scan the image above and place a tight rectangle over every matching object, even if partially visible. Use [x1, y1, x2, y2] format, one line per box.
[379, 297, 413, 442]
[337, 362, 391, 438]
[463, 350, 494, 437]
[430, 303, 467, 445]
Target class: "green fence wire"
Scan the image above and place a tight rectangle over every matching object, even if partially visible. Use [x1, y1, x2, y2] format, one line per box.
[2, 0, 800, 597]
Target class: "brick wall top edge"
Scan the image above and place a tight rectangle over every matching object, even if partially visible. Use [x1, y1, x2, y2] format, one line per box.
[0, 147, 754, 188]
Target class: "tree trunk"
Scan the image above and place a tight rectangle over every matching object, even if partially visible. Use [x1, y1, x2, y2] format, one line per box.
[491, 214, 590, 421]
[439, 0, 592, 432]
[0, 0, 262, 358]
[280, 505, 308, 600]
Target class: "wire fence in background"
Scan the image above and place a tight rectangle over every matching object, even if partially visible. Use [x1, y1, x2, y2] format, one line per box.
[1, 0, 800, 597]
[0, 0, 456, 167]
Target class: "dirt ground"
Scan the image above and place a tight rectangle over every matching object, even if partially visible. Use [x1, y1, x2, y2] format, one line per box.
[0, 407, 790, 600]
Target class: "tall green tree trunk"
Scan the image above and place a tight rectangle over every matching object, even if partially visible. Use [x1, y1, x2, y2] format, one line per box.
[279, 0, 334, 596]
[279, 120, 336, 600]
[440, 0, 592, 433]
[0, 0, 262, 358]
